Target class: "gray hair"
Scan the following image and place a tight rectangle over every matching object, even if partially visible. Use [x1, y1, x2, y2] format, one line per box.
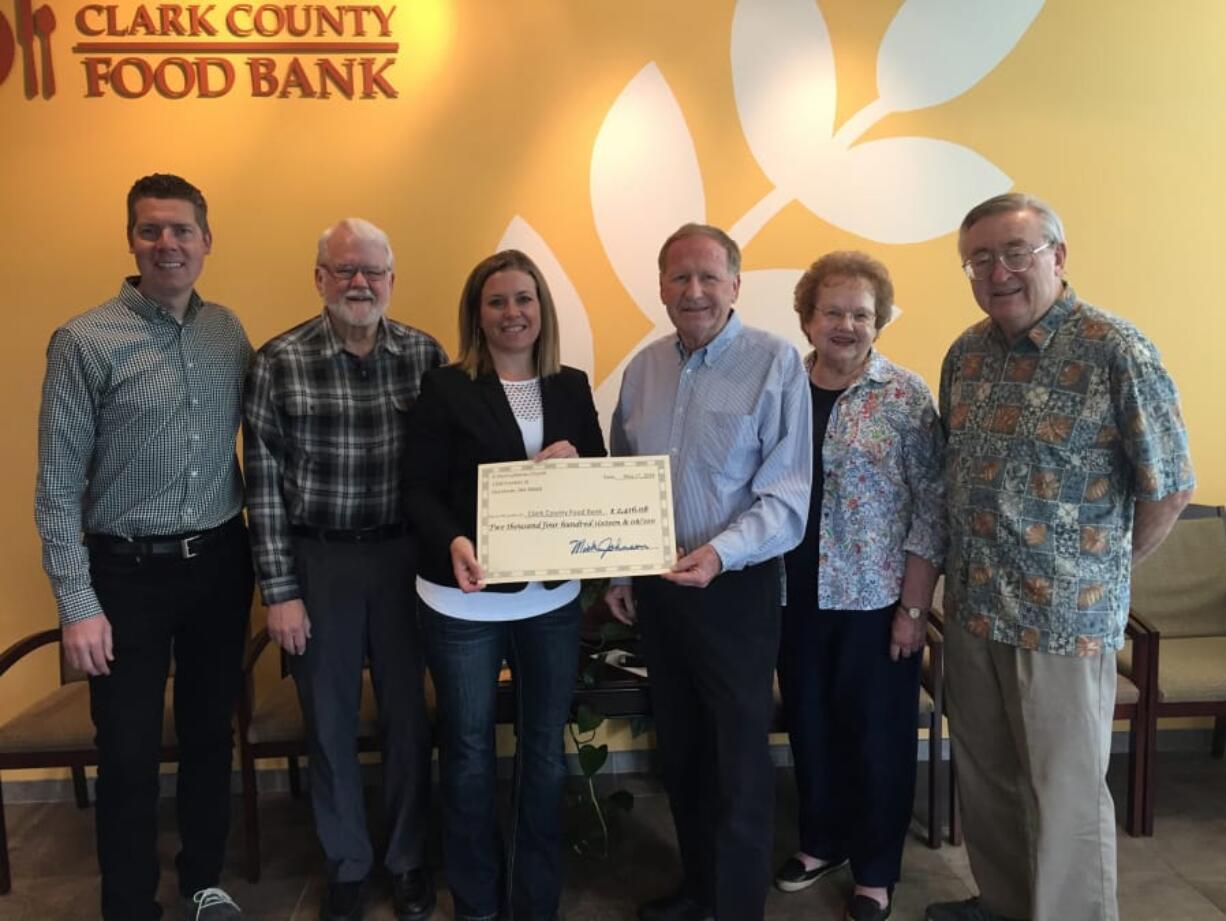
[960, 193, 1065, 247]
[316, 217, 395, 268]
[658, 222, 742, 275]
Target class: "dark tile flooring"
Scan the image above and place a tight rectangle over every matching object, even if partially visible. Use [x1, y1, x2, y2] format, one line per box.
[1, 752, 1224, 920]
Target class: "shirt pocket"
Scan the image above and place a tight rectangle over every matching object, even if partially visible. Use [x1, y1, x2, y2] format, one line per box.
[693, 410, 759, 481]
[283, 393, 347, 452]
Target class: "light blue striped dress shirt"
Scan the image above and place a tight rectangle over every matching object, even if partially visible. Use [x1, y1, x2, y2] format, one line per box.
[610, 312, 812, 572]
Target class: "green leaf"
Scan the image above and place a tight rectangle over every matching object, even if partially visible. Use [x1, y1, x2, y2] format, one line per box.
[577, 743, 608, 777]
[599, 621, 636, 644]
[605, 789, 634, 812]
[575, 703, 603, 733]
[628, 715, 653, 738]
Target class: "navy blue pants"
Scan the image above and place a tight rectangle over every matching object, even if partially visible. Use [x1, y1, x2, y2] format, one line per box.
[776, 602, 920, 888]
[421, 597, 581, 921]
[637, 562, 780, 921]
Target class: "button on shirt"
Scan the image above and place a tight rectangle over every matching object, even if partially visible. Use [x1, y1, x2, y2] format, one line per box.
[35, 278, 252, 625]
[610, 312, 812, 571]
[243, 312, 446, 604]
[940, 285, 1195, 655]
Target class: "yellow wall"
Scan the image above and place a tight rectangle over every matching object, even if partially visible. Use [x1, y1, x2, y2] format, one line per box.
[2, 1, 1223, 742]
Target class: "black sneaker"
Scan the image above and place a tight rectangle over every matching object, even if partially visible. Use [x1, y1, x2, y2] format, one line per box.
[183, 887, 242, 920]
[774, 855, 849, 892]
[392, 867, 436, 921]
[320, 879, 363, 921]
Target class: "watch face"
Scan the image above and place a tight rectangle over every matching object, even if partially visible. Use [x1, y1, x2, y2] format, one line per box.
[906, 606, 922, 620]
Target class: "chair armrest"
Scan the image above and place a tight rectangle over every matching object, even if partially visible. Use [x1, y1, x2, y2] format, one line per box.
[0, 628, 61, 679]
[1127, 609, 1159, 639]
[242, 627, 273, 676]
[928, 607, 945, 633]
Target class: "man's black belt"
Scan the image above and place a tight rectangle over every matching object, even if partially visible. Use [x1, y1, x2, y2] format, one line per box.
[85, 515, 242, 560]
[290, 522, 407, 543]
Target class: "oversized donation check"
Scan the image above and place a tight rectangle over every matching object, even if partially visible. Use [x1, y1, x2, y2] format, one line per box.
[477, 455, 676, 584]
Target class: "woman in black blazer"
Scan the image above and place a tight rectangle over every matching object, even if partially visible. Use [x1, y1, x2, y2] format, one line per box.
[404, 250, 604, 921]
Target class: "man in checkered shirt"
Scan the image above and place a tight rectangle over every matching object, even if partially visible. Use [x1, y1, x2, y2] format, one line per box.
[243, 218, 445, 921]
[35, 174, 254, 921]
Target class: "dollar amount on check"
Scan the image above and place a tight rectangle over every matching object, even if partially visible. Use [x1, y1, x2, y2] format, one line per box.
[477, 456, 676, 584]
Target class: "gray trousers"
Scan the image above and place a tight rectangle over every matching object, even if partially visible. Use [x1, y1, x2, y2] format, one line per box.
[289, 534, 432, 883]
[945, 616, 1119, 921]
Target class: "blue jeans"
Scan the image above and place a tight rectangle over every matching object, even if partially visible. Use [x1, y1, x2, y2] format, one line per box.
[421, 597, 581, 921]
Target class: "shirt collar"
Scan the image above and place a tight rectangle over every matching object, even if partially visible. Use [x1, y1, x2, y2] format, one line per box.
[119, 276, 203, 324]
[990, 282, 1079, 352]
[673, 310, 743, 367]
[802, 348, 891, 387]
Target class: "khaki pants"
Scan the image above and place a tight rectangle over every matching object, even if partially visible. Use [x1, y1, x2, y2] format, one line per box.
[945, 617, 1119, 921]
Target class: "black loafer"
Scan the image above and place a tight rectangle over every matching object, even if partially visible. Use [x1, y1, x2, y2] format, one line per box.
[846, 889, 892, 921]
[392, 867, 436, 921]
[638, 891, 713, 921]
[774, 855, 849, 892]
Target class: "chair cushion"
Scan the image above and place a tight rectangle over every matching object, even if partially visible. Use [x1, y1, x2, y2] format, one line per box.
[1115, 672, 1139, 706]
[1150, 636, 1226, 704]
[0, 680, 176, 753]
[1131, 516, 1226, 637]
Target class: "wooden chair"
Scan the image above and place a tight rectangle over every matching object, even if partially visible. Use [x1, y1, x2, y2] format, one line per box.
[1124, 503, 1226, 835]
[936, 612, 1155, 841]
[0, 629, 178, 893]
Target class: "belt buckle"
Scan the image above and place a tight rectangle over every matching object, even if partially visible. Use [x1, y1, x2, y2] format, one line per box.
[180, 535, 200, 559]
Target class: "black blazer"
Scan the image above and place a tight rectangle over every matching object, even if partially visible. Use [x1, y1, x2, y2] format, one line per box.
[404, 364, 606, 592]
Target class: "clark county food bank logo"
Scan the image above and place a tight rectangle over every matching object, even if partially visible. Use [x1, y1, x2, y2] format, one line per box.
[0, 1, 399, 99]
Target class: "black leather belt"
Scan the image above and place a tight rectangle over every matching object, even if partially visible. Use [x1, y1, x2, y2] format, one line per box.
[290, 522, 407, 543]
[86, 516, 241, 560]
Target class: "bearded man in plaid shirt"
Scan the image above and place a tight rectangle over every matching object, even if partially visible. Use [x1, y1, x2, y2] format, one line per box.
[243, 218, 445, 921]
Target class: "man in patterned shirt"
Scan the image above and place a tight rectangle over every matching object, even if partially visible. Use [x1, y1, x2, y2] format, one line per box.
[35, 174, 253, 920]
[243, 218, 445, 921]
[926, 194, 1194, 921]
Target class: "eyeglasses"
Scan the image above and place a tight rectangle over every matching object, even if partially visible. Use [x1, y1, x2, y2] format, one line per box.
[817, 308, 876, 327]
[962, 241, 1053, 280]
[319, 264, 390, 282]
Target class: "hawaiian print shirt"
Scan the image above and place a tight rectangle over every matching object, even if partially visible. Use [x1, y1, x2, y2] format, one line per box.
[940, 285, 1195, 655]
[808, 350, 946, 610]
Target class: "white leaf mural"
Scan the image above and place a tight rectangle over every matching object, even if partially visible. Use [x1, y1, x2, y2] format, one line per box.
[590, 62, 706, 330]
[731, 0, 837, 192]
[877, 0, 1045, 112]
[797, 137, 1011, 244]
[497, 215, 595, 377]
[738, 269, 809, 352]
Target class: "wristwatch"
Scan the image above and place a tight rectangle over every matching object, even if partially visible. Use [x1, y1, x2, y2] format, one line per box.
[901, 605, 924, 620]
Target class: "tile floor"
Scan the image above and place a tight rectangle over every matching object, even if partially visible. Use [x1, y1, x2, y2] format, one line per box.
[1, 751, 1223, 920]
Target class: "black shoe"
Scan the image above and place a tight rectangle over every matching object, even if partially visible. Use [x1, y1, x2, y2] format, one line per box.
[392, 867, 436, 921]
[846, 889, 892, 921]
[320, 880, 363, 921]
[774, 855, 849, 892]
[638, 891, 713, 921]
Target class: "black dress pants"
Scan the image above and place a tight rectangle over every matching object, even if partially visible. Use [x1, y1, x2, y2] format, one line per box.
[636, 561, 780, 921]
[88, 518, 253, 921]
[776, 602, 921, 887]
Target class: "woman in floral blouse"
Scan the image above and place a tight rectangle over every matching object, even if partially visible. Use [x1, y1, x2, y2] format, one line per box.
[773, 251, 945, 921]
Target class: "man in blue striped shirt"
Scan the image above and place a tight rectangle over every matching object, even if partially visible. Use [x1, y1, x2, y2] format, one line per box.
[607, 223, 812, 921]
